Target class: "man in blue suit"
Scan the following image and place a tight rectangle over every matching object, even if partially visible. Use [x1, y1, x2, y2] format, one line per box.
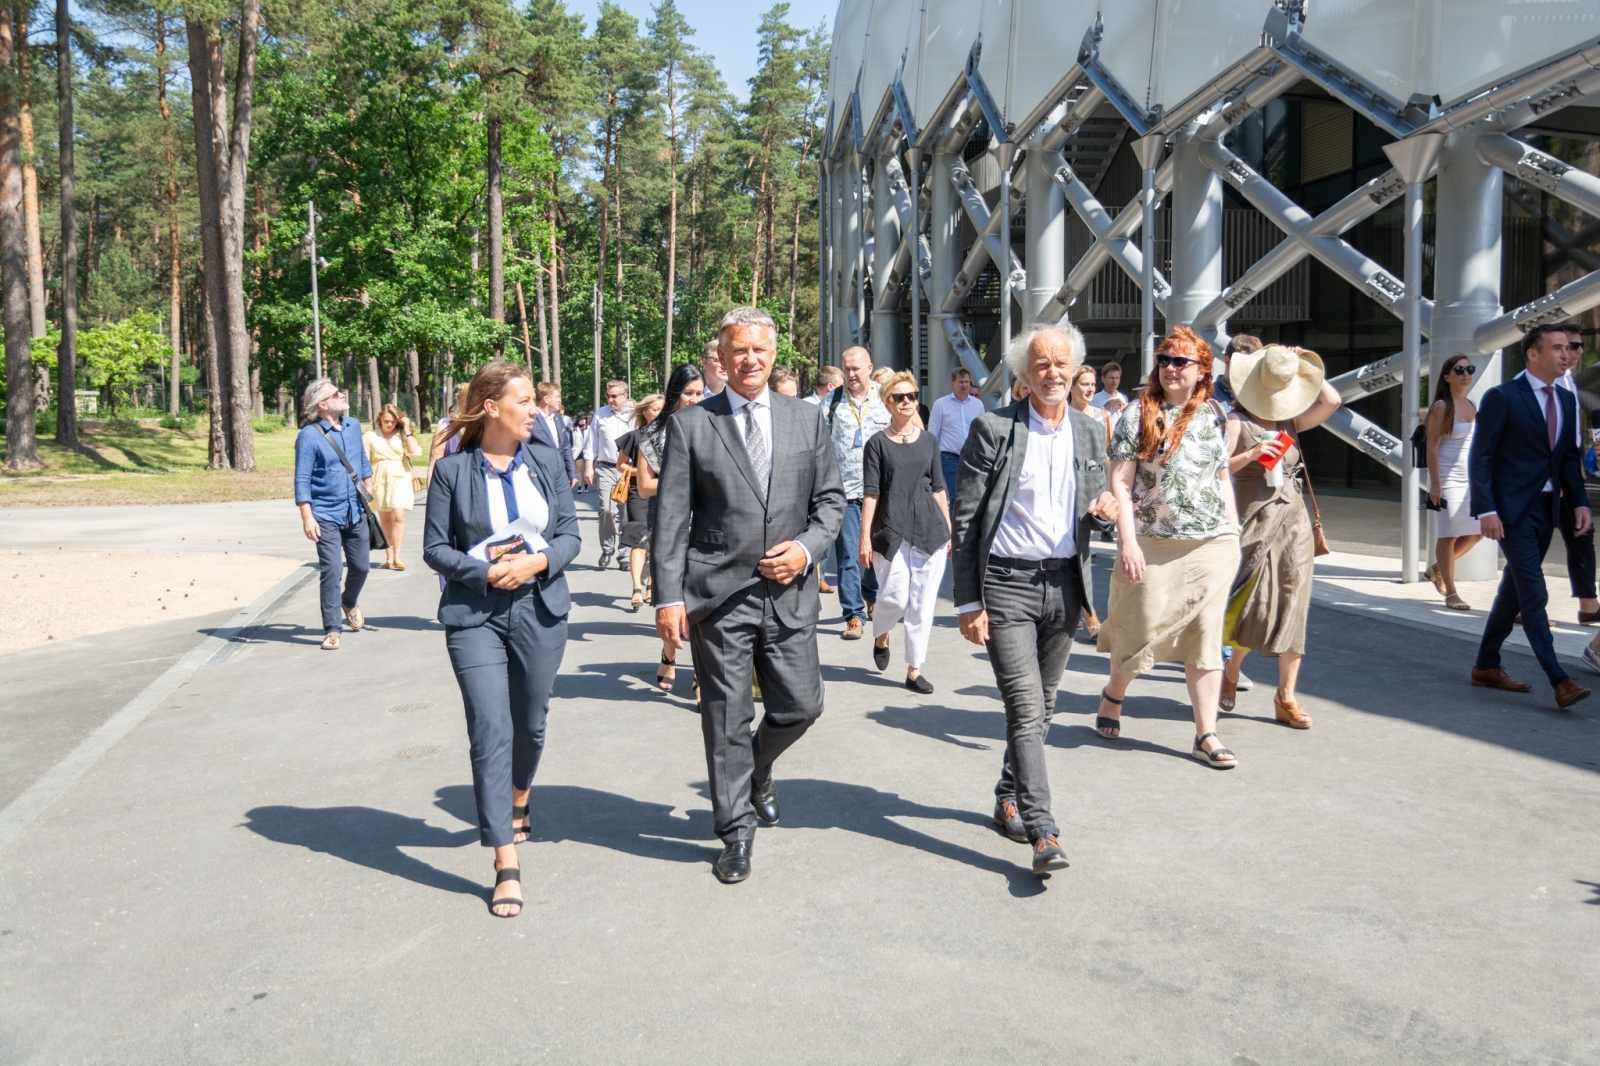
[1470, 323, 1593, 708]
[529, 381, 578, 487]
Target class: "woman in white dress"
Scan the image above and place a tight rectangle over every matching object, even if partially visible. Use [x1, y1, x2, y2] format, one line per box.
[1425, 353, 1482, 610]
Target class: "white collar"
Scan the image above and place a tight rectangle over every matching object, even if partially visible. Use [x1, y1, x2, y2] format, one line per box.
[726, 387, 771, 412]
[1027, 401, 1070, 434]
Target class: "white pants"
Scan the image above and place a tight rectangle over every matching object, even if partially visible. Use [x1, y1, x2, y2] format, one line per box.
[871, 544, 947, 669]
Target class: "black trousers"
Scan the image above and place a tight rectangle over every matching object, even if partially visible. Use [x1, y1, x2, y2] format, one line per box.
[690, 584, 824, 844]
[1560, 493, 1597, 600]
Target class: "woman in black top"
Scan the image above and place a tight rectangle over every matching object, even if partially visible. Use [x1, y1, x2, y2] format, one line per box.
[858, 370, 951, 693]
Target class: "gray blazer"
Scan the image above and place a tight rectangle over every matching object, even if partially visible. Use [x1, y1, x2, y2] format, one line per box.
[652, 389, 846, 627]
[950, 400, 1110, 608]
[422, 439, 583, 628]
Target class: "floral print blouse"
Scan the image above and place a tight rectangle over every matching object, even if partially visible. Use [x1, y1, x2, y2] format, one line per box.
[1108, 401, 1232, 539]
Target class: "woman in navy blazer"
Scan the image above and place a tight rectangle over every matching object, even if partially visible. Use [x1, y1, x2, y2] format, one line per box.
[423, 362, 581, 917]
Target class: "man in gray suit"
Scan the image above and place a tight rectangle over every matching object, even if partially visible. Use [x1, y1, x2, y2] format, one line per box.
[951, 323, 1118, 876]
[653, 306, 846, 884]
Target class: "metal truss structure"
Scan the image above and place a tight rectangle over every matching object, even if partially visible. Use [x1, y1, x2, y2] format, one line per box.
[821, 0, 1600, 583]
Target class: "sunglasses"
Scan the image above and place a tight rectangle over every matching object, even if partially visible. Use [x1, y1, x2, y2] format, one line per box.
[1449, 364, 1476, 376]
[888, 391, 919, 403]
[1156, 354, 1200, 369]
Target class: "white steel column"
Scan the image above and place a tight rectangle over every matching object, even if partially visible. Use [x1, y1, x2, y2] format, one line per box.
[1432, 127, 1504, 582]
[1134, 134, 1167, 373]
[1167, 128, 1224, 342]
[907, 146, 925, 387]
[1384, 134, 1446, 586]
[871, 157, 903, 367]
[996, 141, 1017, 392]
[928, 147, 958, 401]
[1023, 145, 1065, 326]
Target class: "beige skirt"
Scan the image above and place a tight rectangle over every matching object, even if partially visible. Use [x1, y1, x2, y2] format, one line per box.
[1098, 533, 1241, 673]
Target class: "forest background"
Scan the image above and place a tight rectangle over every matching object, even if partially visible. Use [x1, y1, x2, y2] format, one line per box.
[0, 0, 830, 472]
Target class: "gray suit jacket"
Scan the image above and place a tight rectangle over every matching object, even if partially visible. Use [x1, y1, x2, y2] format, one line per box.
[422, 439, 583, 628]
[950, 400, 1110, 608]
[652, 389, 846, 627]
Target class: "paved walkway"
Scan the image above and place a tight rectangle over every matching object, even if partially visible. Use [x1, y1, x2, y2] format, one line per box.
[2, 495, 1599, 1063]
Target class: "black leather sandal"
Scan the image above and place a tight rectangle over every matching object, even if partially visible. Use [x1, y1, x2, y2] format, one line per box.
[490, 866, 522, 917]
[1096, 689, 1123, 739]
[658, 654, 676, 693]
[1191, 731, 1237, 769]
[511, 804, 531, 843]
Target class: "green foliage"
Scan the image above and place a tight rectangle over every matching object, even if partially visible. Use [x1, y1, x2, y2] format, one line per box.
[79, 312, 173, 415]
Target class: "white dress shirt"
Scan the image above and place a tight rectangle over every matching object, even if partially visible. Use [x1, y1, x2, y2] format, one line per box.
[1558, 368, 1585, 449]
[538, 409, 564, 449]
[725, 386, 774, 481]
[927, 392, 986, 454]
[1091, 388, 1128, 410]
[483, 460, 550, 536]
[956, 404, 1077, 613]
[589, 405, 633, 464]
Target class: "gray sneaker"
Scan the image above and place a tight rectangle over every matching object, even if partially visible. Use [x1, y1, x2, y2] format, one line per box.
[992, 798, 1026, 843]
[1235, 670, 1253, 691]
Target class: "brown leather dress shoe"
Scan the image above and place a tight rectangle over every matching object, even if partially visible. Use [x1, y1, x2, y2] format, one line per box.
[1274, 696, 1312, 728]
[1580, 609, 1600, 626]
[1554, 677, 1591, 709]
[1471, 666, 1531, 692]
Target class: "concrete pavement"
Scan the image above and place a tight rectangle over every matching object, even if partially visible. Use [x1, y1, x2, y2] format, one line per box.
[2, 494, 1599, 1063]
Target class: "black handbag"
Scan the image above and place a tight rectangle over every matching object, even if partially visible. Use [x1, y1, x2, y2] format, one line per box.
[316, 424, 390, 552]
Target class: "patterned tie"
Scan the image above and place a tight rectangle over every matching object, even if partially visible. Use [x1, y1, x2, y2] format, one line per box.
[743, 401, 769, 498]
[1543, 386, 1559, 451]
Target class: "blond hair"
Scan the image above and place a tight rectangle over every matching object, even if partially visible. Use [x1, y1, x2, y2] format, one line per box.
[877, 370, 918, 406]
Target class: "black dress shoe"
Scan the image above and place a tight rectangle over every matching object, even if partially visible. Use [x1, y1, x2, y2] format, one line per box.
[714, 840, 752, 883]
[752, 775, 780, 825]
[872, 641, 890, 671]
[905, 674, 934, 694]
[598, 552, 613, 569]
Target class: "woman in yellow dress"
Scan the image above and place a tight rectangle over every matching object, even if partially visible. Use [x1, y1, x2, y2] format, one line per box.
[364, 404, 423, 569]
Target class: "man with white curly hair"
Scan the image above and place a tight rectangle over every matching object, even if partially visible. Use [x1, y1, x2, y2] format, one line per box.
[950, 323, 1119, 876]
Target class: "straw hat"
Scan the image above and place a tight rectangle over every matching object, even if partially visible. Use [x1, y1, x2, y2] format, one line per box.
[1229, 344, 1325, 422]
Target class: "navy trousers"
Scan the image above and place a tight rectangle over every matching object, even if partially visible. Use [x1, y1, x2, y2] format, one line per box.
[445, 587, 568, 847]
[1476, 496, 1568, 685]
[316, 518, 370, 632]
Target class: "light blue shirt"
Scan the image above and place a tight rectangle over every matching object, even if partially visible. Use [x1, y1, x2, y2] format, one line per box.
[294, 417, 372, 526]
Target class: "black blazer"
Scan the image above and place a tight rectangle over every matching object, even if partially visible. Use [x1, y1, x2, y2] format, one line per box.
[1469, 374, 1589, 526]
[422, 439, 582, 628]
[950, 401, 1109, 608]
[529, 411, 577, 483]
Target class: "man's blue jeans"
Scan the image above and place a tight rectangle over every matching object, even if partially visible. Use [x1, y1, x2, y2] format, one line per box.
[316, 518, 370, 632]
[940, 452, 961, 498]
[831, 498, 878, 622]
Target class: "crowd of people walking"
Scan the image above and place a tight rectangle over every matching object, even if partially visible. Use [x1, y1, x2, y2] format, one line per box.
[291, 294, 1600, 913]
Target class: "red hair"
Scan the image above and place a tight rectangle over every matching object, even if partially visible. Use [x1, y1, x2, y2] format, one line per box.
[1135, 325, 1215, 463]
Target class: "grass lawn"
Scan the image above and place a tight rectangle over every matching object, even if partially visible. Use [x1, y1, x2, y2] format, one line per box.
[0, 420, 433, 507]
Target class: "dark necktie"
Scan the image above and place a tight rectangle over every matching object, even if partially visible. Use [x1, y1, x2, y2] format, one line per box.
[481, 450, 523, 524]
[1543, 386, 1559, 451]
[743, 402, 769, 498]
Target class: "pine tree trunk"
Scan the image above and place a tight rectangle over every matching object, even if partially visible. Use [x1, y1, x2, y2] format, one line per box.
[530, 240, 550, 381]
[17, 28, 44, 340]
[186, 18, 231, 468]
[663, 74, 678, 383]
[487, 116, 504, 329]
[547, 194, 561, 385]
[53, 0, 76, 445]
[158, 12, 181, 417]
[0, 8, 37, 469]
[787, 190, 802, 341]
[515, 280, 533, 372]
[366, 356, 381, 423]
[222, 0, 259, 469]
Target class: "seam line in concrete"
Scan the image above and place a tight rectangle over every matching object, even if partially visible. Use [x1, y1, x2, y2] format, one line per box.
[0, 562, 318, 852]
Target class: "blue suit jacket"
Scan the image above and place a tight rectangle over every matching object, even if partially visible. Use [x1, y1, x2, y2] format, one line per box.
[1469, 373, 1589, 526]
[422, 439, 582, 628]
[529, 412, 577, 483]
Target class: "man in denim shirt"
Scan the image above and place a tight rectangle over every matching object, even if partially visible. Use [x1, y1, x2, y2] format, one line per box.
[826, 346, 893, 638]
[294, 378, 374, 650]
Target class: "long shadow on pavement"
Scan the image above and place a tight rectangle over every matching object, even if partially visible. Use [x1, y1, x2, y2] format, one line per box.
[868, 704, 1193, 764]
[242, 805, 484, 899]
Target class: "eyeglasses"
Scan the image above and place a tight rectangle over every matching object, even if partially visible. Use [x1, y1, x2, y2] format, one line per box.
[1449, 364, 1476, 376]
[1156, 354, 1200, 369]
[888, 391, 919, 404]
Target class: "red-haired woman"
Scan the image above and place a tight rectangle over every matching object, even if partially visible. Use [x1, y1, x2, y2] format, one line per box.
[1096, 326, 1243, 768]
[424, 361, 582, 916]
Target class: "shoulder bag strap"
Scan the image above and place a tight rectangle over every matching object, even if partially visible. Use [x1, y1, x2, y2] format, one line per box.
[317, 424, 373, 503]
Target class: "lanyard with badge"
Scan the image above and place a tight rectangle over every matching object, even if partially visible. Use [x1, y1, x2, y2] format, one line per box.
[847, 394, 868, 447]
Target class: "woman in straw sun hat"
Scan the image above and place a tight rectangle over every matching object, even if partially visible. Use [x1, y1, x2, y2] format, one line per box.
[1219, 344, 1342, 727]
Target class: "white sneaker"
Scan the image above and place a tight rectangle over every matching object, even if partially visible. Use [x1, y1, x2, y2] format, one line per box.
[1582, 647, 1600, 677]
[1235, 670, 1253, 691]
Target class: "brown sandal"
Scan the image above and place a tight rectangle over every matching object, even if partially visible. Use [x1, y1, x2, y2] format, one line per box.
[1274, 696, 1312, 729]
[1219, 675, 1239, 712]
